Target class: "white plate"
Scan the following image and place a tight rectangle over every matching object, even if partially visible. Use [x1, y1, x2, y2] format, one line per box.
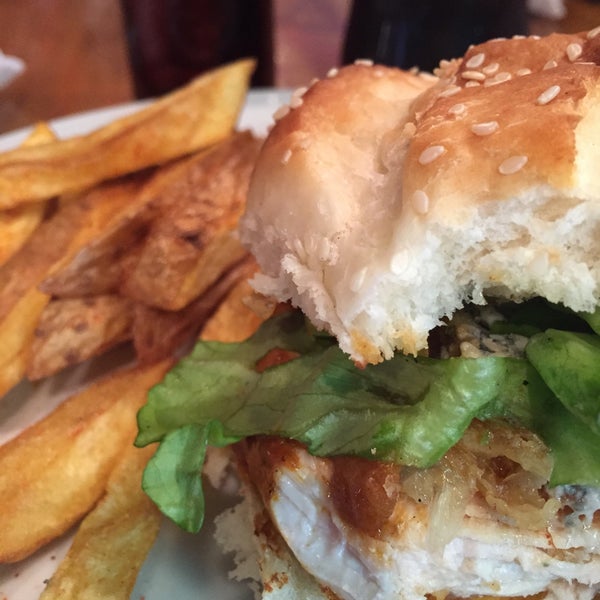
[0, 88, 291, 600]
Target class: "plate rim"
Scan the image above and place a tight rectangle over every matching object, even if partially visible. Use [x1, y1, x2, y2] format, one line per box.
[0, 87, 291, 151]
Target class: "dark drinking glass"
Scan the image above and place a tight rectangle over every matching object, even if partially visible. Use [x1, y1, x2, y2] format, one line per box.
[342, 0, 529, 73]
[120, 0, 274, 98]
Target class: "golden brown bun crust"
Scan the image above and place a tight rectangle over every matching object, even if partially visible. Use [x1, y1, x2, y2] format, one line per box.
[408, 31, 600, 220]
[242, 31, 600, 363]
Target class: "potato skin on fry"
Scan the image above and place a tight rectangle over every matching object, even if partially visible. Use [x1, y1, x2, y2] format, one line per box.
[0, 173, 149, 397]
[121, 130, 262, 311]
[27, 295, 135, 381]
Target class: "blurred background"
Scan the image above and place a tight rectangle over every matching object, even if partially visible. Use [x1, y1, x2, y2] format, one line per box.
[1, 0, 599, 133]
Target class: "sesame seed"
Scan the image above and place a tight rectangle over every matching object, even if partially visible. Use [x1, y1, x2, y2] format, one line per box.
[411, 190, 430, 214]
[318, 237, 335, 263]
[471, 121, 499, 136]
[281, 148, 292, 164]
[566, 42, 583, 62]
[350, 267, 367, 292]
[434, 62, 454, 78]
[305, 236, 318, 256]
[588, 25, 600, 39]
[512, 34, 526, 40]
[292, 86, 308, 99]
[404, 122, 417, 138]
[326, 67, 339, 78]
[465, 81, 481, 88]
[439, 84, 461, 97]
[536, 84, 561, 105]
[373, 69, 385, 78]
[273, 105, 290, 121]
[293, 238, 306, 261]
[516, 68, 532, 76]
[354, 58, 374, 66]
[462, 70, 486, 81]
[390, 250, 409, 275]
[484, 72, 511, 86]
[530, 35, 541, 40]
[543, 60, 558, 70]
[289, 95, 303, 109]
[466, 52, 485, 69]
[499, 155, 528, 175]
[419, 145, 446, 165]
[448, 103, 466, 115]
[482, 62, 500, 75]
[419, 71, 439, 82]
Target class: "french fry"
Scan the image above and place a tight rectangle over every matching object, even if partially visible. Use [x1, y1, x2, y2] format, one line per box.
[39, 443, 161, 600]
[38, 148, 218, 300]
[26, 295, 135, 381]
[0, 202, 48, 268]
[132, 255, 254, 364]
[0, 122, 56, 267]
[19, 121, 57, 148]
[121, 130, 261, 311]
[0, 60, 255, 209]
[39, 209, 153, 298]
[0, 288, 49, 396]
[0, 359, 171, 563]
[0, 173, 149, 397]
[39, 133, 255, 300]
[0, 173, 148, 317]
[199, 257, 272, 343]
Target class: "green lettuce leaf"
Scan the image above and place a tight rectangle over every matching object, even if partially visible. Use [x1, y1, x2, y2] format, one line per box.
[136, 311, 600, 532]
[525, 373, 600, 486]
[526, 329, 600, 436]
[138, 312, 520, 467]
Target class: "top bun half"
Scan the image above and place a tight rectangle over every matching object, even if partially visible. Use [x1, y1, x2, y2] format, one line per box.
[241, 31, 600, 364]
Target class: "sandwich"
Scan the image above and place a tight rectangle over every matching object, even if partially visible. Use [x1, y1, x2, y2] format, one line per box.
[135, 30, 600, 599]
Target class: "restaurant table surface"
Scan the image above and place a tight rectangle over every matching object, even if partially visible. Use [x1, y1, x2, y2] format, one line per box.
[0, 0, 600, 134]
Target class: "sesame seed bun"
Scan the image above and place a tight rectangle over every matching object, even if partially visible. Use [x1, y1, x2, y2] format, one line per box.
[241, 31, 600, 364]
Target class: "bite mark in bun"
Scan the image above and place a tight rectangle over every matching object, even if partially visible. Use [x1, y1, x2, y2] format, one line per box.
[242, 32, 600, 364]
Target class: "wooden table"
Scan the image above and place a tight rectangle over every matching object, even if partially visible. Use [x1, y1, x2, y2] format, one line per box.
[0, 0, 598, 134]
